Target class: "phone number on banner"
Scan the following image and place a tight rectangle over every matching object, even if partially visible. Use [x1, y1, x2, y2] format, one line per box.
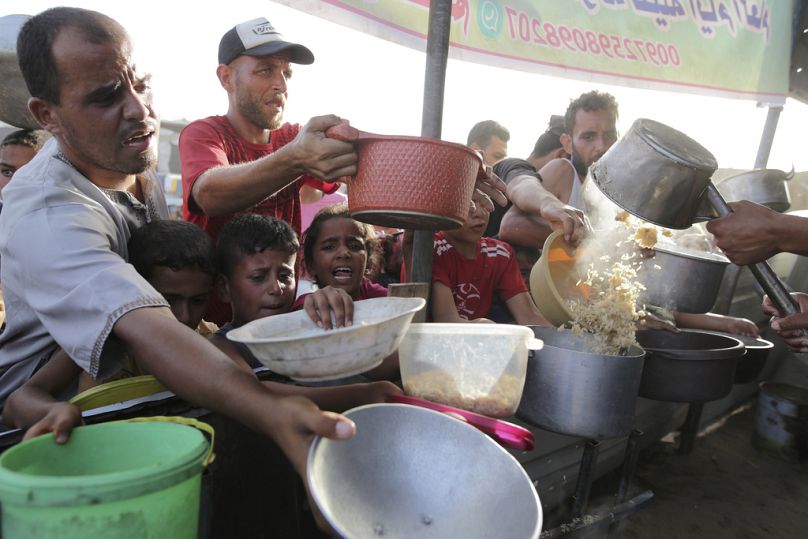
[504, 8, 681, 67]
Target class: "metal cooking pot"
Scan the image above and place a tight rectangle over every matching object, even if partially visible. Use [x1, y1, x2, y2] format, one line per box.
[590, 118, 800, 319]
[636, 329, 744, 402]
[590, 118, 717, 230]
[307, 403, 542, 539]
[325, 122, 483, 230]
[715, 168, 793, 213]
[638, 244, 730, 313]
[0, 15, 37, 130]
[517, 326, 645, 439]
[700, 331, 773, 384]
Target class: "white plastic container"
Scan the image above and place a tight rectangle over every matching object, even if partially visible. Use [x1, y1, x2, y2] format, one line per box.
[398, 324, 543, 417]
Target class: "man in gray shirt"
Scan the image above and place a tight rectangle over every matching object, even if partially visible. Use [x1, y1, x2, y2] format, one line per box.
[0, 6, 354, 477]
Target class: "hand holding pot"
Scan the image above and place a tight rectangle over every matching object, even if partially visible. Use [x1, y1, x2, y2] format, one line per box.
[705, 201, 788, 265]
[763, 292, 808, 352]
[538, 198, 588, 246]
[287, 115, 358, 181]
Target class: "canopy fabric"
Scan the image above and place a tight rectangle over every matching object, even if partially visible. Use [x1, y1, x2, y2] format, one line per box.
[276, 0, 792, 105]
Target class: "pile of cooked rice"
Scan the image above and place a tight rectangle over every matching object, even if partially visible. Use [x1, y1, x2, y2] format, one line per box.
[562, 212, 670, 355]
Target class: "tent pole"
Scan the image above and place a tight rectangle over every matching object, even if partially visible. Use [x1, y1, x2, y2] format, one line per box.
[754, 105, 783, 168]
[410, 0, 452, 285]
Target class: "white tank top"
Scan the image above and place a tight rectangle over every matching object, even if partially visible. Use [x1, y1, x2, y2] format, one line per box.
[562, 158, 586, 211]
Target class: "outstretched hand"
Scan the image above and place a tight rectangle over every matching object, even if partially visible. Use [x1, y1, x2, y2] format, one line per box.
[289, 115, 358, 181]
[763, 292, 808, 352]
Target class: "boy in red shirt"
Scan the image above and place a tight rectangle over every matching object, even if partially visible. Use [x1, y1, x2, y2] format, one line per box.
[431, 200, 551, 325]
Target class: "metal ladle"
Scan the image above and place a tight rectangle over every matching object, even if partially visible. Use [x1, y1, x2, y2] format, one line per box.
[590, 118, 799, 317]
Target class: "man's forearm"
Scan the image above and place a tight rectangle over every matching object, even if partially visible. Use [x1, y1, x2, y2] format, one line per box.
[778, 213, 808, 256]
[116, 308, 291, 439]
[192, 145, 303, 217]
[506, 174, 558, 217]
[499, 208, 553, 249]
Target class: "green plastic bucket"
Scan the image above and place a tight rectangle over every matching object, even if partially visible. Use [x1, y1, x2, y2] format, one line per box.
[0, 417, 214, 539]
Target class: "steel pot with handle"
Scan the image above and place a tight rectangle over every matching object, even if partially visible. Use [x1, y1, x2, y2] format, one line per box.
[325, 122, 484, 230]
[636, 329, 744, 402]
[590, 118, 800, 319]
[517, 326, 645, 439]
[715, 168, 793, 213]
[637, 243, 730, 313]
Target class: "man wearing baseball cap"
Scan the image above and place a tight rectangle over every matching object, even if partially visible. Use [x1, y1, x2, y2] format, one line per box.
[179, 17, 356, 324]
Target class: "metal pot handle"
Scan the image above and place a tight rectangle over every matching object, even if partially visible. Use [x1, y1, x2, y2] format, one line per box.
[705, 184, 801, 317]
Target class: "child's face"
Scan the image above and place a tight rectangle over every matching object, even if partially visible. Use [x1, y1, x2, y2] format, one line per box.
[220, 249, 297, 326]
[445, 202, 490, 244]
[149, 267, 214, 329]
[309, 217, 368, 297]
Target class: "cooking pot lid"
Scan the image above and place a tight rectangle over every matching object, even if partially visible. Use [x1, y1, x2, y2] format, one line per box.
[634, 118, 718, 172]
[390, 395, 535, 451]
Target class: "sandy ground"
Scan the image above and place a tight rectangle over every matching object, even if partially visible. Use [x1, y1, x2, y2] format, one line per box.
[568, 399, 808, 539]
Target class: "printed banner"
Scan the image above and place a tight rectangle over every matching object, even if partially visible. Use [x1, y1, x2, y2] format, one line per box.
[276, 0, 793, 104]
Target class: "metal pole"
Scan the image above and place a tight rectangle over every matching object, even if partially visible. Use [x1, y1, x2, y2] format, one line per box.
[571, 439, 601, 518]
[410, 0, 452, 284]
[678, 401, 705, 455]
[753, 106, 783, 169]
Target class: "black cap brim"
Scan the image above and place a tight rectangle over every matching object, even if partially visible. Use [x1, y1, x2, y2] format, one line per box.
[243, 41, 314, 65]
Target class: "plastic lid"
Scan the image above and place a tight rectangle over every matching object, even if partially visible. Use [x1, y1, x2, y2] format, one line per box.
[634, 118, 718, 172]
[390, 395, 535, 451]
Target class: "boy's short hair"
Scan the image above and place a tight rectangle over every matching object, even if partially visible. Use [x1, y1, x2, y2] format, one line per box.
[217, 214, 299, 277]
[302, 204, 380, 274]
[128, 220, 216, 280]
[1, 129, 49, 151]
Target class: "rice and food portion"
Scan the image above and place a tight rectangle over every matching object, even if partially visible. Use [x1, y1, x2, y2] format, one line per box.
[403, 370, 523, 417]
[559, 213, 666, 355]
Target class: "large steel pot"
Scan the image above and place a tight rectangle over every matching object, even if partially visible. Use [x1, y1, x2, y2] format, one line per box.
[590, 118, 717, 230]
[636, 329, 744, 402]
[700, 331, 773, 384]
[637, 244, 730, 313]
[715, 168, 792, 213]
[517, 326, 645, 439]
[0, 15, 37, 130]
[307, 403, 542, 538]
[325, 122, 483, 230]
[590, 118, 800, 319]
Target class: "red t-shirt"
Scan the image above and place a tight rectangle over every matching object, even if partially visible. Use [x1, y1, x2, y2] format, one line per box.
[431, 233, 527, 320]
[179, 116, 338, 241]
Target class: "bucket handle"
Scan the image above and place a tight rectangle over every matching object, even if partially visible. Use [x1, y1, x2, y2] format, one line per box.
[124, 416, 216, 467]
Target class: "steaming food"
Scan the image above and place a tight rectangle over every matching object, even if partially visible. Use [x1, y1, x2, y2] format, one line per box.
[567, 259, 643, 355]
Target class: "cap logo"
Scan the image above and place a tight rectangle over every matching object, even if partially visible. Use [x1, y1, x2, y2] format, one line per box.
[252, 22, 276, 36]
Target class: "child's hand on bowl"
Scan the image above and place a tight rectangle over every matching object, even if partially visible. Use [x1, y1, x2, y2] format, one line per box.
[303, 286, 354, 329]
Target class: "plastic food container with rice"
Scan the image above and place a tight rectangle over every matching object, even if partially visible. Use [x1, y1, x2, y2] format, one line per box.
[397, 323, 542, 417]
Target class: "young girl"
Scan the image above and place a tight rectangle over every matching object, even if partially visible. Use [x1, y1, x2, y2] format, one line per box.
[295, 204, 386, 304]
[297, 205, 400, 379]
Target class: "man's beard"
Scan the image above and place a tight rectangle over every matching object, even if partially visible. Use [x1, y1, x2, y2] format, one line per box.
[569, 144, 590, 179]
[239, 93, 283, 130]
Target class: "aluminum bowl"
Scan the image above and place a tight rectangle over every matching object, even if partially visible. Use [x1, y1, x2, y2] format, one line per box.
[307, 403, 542, 539]
[226, 297, 425, 381]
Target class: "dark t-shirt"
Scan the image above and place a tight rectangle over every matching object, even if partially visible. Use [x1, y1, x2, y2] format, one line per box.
[485, 158, 541, 237]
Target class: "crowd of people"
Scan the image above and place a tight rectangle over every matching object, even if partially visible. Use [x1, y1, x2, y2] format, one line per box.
[0, 7, 806, 533]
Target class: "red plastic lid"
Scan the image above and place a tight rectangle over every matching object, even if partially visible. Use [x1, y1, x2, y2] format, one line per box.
[390, 395, 535, 452]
